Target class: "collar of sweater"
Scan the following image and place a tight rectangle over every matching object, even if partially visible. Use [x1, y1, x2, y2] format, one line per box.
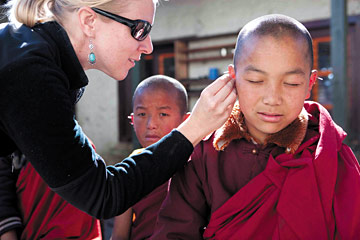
[213, 103, 308, 154]
[34, 21, 89, 90]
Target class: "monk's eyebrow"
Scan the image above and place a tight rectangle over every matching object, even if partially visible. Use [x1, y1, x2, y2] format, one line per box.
[157, 106, 171, 110]
[135, 106, 172, 111]
[135, 106, 146, 110]
[284, 68, 306, 76]
[244, 65, 306, 76]
[244, 65, 267, 75]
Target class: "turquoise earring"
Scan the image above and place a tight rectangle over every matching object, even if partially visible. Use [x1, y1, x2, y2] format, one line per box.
[88, 39, 96, 65]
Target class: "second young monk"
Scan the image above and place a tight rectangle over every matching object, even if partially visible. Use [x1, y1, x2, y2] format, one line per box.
[152, 14, 360, 239]
[111, 75, 189, 240]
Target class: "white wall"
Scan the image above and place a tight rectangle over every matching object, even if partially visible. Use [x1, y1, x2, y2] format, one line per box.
[152, 0, 360, 41]
[76, 70, 119, 155]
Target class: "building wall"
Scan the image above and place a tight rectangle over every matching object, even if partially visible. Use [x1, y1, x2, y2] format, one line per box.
[152, 0, 360, 41]
[186, 35, 237, 109]
[188, 35, 237, 78]
[76, 70, 119, 155]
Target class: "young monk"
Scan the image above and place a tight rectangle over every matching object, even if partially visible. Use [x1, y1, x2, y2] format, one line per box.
[151, 14, 360, 239]
[111, 75, 189, 240]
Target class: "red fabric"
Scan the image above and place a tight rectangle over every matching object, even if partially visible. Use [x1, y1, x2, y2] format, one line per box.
[16, 162, 102, 240]
[203, 102, 360, 239]
[131, 182, 168, 240]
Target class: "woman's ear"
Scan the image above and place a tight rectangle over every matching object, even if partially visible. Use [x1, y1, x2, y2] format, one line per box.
[77, 7, 97, 37]
[228, 64, 236, 79]
[306, 70, 318, 99]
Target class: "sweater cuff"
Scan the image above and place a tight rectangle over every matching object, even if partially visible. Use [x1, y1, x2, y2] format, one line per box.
[0, 216, 22, 236]
[170, 129, 194, 152]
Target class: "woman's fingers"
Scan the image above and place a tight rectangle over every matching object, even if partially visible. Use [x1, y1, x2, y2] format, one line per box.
[177, 74, 237, 146]
[200, 74, 236, 116]
[213, 76, 237, 109]
[201, 74, 234, 104]
[202, 73, 234, 97]
[223, 87, 237, 113]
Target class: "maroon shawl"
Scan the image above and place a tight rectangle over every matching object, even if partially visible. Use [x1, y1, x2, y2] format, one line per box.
[203, 102, 360, 239]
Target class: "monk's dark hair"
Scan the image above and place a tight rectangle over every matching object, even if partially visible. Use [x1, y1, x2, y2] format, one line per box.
[132, 75, 188, 115]
[234, 14, 313, 71]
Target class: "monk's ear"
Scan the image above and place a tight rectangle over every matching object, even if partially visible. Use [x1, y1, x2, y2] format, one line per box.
[306, 70, 318, 99]
[228, 64, 236, 79]
[182, 112, 191, 122]
[128, 113, 134, 126]
[77, 7, 97, 37]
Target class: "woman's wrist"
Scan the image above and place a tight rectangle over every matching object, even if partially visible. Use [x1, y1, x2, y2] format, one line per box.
[176, 117, 207, 147]
[176, 74, 236, 147]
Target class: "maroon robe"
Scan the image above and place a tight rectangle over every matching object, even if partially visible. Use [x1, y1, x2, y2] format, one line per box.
[152, 101, 360, 239]
[131, 182, 168, 240]
[126, 148, 169, 240]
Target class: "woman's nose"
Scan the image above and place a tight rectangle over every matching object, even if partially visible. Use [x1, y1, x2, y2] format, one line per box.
[139, 35, 153, 55]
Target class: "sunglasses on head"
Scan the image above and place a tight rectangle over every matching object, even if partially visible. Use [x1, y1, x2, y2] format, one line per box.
[91, 7, 152, 41]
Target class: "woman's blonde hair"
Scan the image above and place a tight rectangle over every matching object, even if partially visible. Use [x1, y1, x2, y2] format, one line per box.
[6, 0, 157, 27]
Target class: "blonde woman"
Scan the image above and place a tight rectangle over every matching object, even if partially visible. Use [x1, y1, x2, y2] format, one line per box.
[0, 0, 236, 239]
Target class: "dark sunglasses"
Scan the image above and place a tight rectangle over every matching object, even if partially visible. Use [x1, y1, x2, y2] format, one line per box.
[91, 7, 152, 41]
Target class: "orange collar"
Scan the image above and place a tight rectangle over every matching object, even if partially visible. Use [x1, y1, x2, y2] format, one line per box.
[213, 103, 308, 154]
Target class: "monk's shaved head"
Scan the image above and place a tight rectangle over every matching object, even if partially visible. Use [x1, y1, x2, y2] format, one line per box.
[133, 75, 188, 115]
[234, 14, 313, 71]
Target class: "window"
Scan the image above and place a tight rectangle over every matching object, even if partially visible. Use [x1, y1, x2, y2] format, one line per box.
[312, 36, 333, 111]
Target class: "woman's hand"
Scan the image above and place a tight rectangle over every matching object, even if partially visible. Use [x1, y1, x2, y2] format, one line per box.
[177, 73, 236, 146]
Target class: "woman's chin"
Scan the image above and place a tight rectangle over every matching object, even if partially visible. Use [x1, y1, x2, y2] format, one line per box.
[111, 70, 129, 81]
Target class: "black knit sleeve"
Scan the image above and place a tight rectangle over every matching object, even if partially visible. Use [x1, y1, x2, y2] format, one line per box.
[53, 130, 193, 219]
